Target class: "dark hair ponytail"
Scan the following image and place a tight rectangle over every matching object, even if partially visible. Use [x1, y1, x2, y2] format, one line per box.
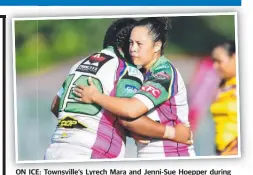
[103, 18, 137, 63]
[135, 17, 172, 55]
[156, 17, 172, 32]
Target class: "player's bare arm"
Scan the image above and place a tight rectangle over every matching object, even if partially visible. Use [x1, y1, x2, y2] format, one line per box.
[120, 117, 193, 145]
[51, 95, 60, 117]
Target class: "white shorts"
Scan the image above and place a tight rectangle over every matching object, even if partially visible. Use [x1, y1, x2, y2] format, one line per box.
[44, 143, 92, 160]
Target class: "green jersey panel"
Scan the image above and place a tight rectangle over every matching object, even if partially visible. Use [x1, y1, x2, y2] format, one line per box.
[116, 64, 144, 98]
[135, 57, 177, 107]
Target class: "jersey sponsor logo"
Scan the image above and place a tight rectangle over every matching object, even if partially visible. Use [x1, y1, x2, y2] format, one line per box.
[52, 132, 73, 139]
[153, 72, 170, 80]
[60, 132, 70, 138]
[57, 116, 88, 129]
[77, 64, 98, 73]
[141, 85, 161, 98]
[125, 84, 138, 93]
[76, 53, 113, 74]
[89, 53, 106, 63]
[154, 64, 170, 71]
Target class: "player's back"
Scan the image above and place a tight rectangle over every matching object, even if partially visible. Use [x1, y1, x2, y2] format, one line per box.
[50, 47, 126, 159]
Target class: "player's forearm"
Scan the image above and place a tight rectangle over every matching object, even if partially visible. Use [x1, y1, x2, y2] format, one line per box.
[120, 117, 191, 144]
[120, 117, 165, 139]
[93, 93, 147, 119]
[51, 96, 60, 118]
[120, 117, 166, 138]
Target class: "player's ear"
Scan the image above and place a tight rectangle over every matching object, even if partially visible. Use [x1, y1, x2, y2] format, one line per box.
[154, 41, 162, 53]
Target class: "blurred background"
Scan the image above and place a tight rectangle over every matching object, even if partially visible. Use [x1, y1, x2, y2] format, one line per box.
[15, 15, 235, 161]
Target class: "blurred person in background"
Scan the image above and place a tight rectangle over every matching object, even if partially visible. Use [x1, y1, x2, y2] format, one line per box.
[188, 56, 220, 132]
[45, 18, 192, 160]
[74, 17, 195, 158]
[210, 40, 238, 156]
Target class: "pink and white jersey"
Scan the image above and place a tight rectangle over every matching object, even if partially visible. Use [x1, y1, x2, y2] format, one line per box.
[46, 47, 143, 159]
[133, 56, 195, 158]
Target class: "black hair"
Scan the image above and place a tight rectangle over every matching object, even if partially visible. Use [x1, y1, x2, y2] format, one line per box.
[214, 40, 236, 87]
[216, 40, 236, 57]
[135, 17, 172, 55]
[103, 18, 137, 63]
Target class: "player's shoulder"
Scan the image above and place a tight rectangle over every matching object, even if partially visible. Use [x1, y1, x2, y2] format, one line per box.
[80, 47, 119, 65]
[98, 47, 122, 67]
[68, 58, 85, 74]
[126, 63, 144, 82]
[70, 48, 120, 74]
[127, 63, 141, 73]
[150, 58, 176, 81]
[153, 57, 174, 75]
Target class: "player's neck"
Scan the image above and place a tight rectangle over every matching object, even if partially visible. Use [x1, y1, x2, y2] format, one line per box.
[143, 55, 160, 73]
